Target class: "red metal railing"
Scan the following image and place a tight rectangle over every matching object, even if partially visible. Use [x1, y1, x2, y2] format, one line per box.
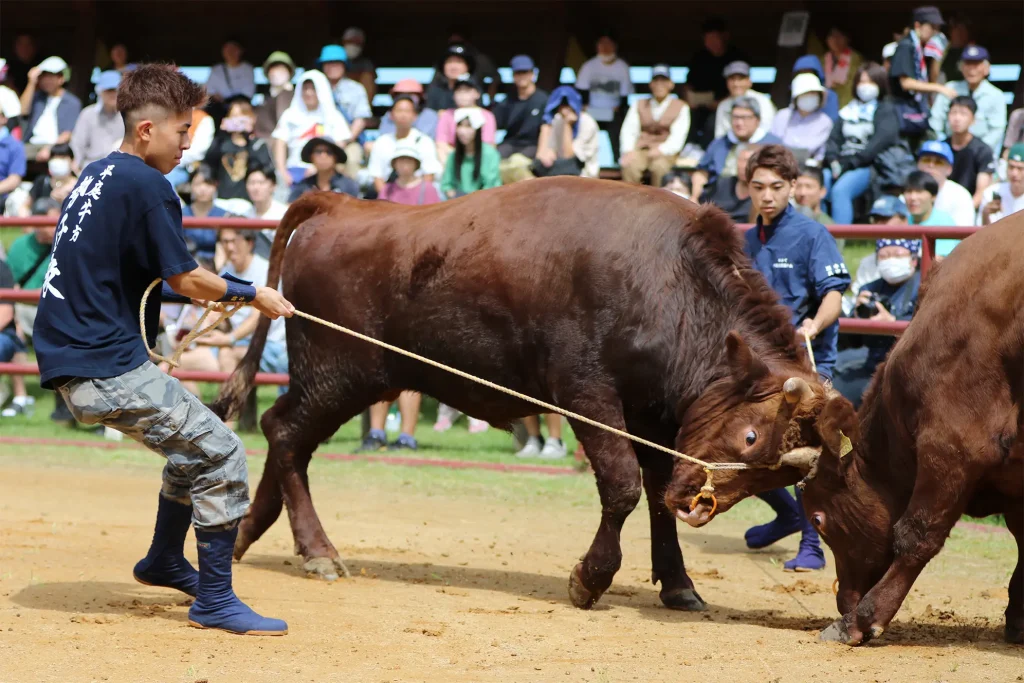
[0, 217, 982, 385]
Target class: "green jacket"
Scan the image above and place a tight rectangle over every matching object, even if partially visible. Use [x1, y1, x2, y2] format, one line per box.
[441, 144, 502, 196]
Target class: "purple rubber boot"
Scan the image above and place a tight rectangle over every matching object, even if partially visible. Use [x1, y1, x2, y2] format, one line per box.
[783, 488, 826, 571]
[744, 488, 802, 549]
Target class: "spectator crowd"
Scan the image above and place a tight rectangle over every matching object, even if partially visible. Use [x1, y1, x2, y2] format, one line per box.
[1, 6, 1023, 459]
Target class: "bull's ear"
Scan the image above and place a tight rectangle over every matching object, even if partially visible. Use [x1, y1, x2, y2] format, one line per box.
[816, 392, 859, 460]
[725, 330, 770, 388]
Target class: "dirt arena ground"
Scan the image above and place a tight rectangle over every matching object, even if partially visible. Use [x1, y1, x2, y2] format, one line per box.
[0, 445, 1019, 682]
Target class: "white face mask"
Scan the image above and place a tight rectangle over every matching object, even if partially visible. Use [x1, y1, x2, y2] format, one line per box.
[795, 93, 821, 113]
[48, 158, 71, 178]
[877, 256, 915, 284]
[343, 43, 362, 59]
[856, 83, 879, 103]
[268, 70, 291, 88]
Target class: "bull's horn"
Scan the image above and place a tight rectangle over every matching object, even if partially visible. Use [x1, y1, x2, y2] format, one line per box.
[783, 377, 812, 406]
[777, 446, 822, 472]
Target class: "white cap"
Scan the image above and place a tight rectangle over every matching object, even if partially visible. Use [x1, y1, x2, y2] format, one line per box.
[391, 145, 422, 166]
[454, 107, 485, 130]
[882, 42, 898, 60]
[791, 72, 825, 98]
[37, 56, 69, 75]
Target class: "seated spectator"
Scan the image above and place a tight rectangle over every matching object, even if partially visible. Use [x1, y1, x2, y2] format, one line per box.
[533, 86, 599, 179]
[904, 170, 957, 257]
[0, 256, 31, 416]
[254, 52, 295, 140]
[107, 42, 134, 74]
[0, 108, 26, 214]
[204, 95, 271, 205]
[7, 199, 56, 338]
[441, 108, 501, 198]
[368, 96, 441, 195]
[0, 60, 21, 132]
[181, 164, 228, 263]
[825, 62, 914, 224]
[375, 80, 439, 144]
[946, 96, 995, 206]
[660, 171, 691, 199]
[271, 70, 351, 187]
[713, 61, 775, 139]
[494, 55, 548, 184]
[928, 45, 1006, 157]
[379, 146, 441, 205]
[165, 105, 214, 191]
[791, 55, 840, 122]
[619, 64, 690, 187]
[289, 136, 360, 202]
[575, 33, 633, 162]
[823, 27, 864, 108]
[1002, 108, 1024, 163]
[704, 143, 758, 222]
[691, 97, 781, 200]
[435, 75, 496, 166]
[887, 7, 957, 135]
[771, 73, 833, 164]
[18, 56, 82, 162]
[833, 238, 921, 409]
[22, 143, 76, 215]
[204, 38, 256, 107]
[977, 143, 1024, 225]
[70, 70, 124, 171]
[243, 166, 289, 257]
[916, 141, 975, 226]
[318, 44, 370, 179]
[794, 164, 833, 224]
[340, 27, 377, 100]
[685, 17, 749, 148]
[844, 196, 911, 308]
[425, 44, 473, 112]
[446, 29, 501, 103]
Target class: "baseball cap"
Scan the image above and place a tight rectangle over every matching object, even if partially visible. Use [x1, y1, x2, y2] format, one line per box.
[912, 6, 944, 26]
[37, 56, 69, 76]
[391, 145, 422, 166]
[510, 54, 535, 72]
[917, 140, 954, 165]
[960, 45, 990, 62]
[341, 27, 365, 43]
[870, 196, 910, 218]
[1008, 143, 1024, 162]
[391, 78, 424, 95]
[453, 73, 482, 92]
[317, 44, 347, 65]
[651, 64, 672, 81]
[263, 51, 296, 75]
[95, 70, 121, 93]
[882, 42, 898, 60]
[723, 61, 751, 78]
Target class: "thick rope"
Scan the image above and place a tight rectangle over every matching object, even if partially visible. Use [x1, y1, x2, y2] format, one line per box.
[140, 279, 242, 368]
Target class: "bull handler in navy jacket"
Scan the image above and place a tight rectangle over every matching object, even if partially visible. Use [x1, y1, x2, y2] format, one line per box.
[32, 64, 295, 636]
[741, 144, 851, 571]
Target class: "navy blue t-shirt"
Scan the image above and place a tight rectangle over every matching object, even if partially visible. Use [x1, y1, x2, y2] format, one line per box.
[743, 205, 850, 379]
[34, 152, 198, 387]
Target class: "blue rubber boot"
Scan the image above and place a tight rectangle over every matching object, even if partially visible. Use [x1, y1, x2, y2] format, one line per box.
[744, 488, 802, 549]
[784, 488, 826, 571]
[133, 495, 199, 596]
[188, 527, 288, 636]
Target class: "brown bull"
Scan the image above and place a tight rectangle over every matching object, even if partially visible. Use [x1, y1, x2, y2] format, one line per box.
[211, 177, 818, 611]
[666, 214, 1024, 645]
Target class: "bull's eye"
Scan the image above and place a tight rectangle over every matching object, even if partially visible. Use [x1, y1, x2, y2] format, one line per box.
[811, 513, 825, 528]
[744, 430, 757, 446]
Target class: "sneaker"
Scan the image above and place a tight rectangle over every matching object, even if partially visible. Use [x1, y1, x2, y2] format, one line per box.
[356, 431, 388, 452]
[1, 395, 35, 418]
[432, 416, 453, 432]
[467, 418, 489, 434]
[388, 434, 418, 451]
[515, 436, 543, 458]
[538, 437, 567, 459]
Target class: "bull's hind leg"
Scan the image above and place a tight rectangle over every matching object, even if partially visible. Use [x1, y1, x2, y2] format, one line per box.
[564, 393, 642, 609]
[1004, 503, 1023, 644]
[640, 457, 706, 611]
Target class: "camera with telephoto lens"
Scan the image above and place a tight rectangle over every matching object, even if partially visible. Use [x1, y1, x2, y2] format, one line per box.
[855, 291, 890, 318]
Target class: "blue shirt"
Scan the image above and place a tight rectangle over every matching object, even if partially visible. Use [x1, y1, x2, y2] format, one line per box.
[744, 205, 851, 379]
[181, 205, 228, 259]
[0, 133, 27, 204]
[859, 272, 920, 366]
[697, 132, 783, 198]
[34, 152, 198, 387]
[910, 208, 958, 257]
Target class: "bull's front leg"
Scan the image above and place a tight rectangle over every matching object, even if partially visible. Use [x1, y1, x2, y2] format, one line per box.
[566, 400, 642, 610]
[640, 457, 706, 611]
[1003, 503, 1023, 644]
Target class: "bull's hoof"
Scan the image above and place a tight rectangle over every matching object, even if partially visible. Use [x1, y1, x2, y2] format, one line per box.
[303, 556, 342, 581]
[660, 587, 707, 611]
[568, 562, 604, 609]
[819, 618, 862, 646]
[1006, 623, 1024, 645]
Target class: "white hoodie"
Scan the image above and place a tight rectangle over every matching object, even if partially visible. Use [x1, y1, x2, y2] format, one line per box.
[271, 69, 351, 169]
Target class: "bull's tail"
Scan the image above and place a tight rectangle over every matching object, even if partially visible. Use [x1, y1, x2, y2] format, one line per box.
[209, 195, 332, 420]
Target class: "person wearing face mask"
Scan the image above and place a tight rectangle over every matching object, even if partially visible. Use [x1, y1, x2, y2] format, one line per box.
[204, 96, 272, 205]
[825, 62, 913, 225]
[574, 34, 633, 163]
[254, 52, 295, 141]
[340, 27, 377, 101]
[833, 239, 921, 409]
[771, 73, 833, 165]
[24, 143, 77, 216]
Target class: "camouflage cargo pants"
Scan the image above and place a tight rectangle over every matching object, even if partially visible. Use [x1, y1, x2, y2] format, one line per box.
[58, 361, 249, 530]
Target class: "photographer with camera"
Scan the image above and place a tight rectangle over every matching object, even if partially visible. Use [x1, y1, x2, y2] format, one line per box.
[833, 238, 921, 408]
